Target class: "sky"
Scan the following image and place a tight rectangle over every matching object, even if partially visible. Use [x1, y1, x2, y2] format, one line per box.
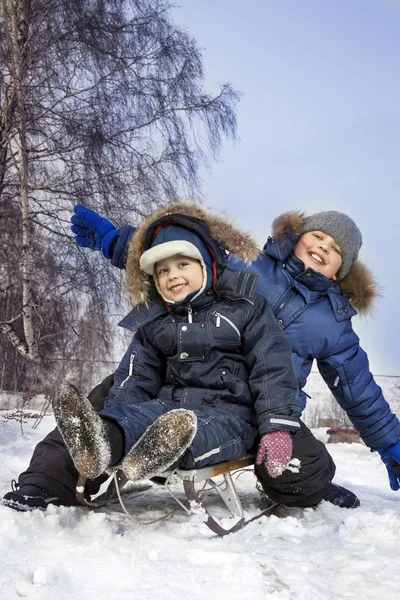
[169, 0, 400, 377]
[1, 407, 400, 599]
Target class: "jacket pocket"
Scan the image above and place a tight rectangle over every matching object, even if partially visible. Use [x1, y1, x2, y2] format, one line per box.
[181, 387, 219, 410]
[208, 310, 241, 345]
[219, 365, 251, 400]
[151, 317, 176, 354]
[178, 322, 208, 362]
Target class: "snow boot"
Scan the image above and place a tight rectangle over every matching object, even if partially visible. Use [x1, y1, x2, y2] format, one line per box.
[323, 482, 360, 508]
[2, 483, 61, 512]
[49, 382, 112, 479]
[122, 409, 197, 482]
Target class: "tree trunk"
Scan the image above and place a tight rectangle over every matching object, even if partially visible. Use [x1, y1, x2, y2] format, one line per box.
[6, 0, 39, 361]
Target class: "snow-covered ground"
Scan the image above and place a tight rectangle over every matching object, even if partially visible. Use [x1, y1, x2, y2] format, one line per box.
[1, 409, 400, 600]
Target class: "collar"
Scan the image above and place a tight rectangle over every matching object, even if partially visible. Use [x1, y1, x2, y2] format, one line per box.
[214, 265, 260, 300]
[172, 288, 217, 315]
[263, 225, 297, 262]
[264, 232, 356, 318]
[119, 265, 260, 331]
[285, 254, 334, 292]
[264, 227, 339, 293]
[284, 254, 356, 319]
[118, 287, 217, 331]
[118, 299, 167, 332]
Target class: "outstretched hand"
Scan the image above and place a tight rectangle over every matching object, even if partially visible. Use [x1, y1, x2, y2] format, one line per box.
[378, 440, 400, 491]
[70, 204, 119, 258]
[256, 430, 293, 479]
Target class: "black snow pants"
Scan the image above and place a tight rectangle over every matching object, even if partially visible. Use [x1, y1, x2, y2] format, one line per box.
[254, 421, 336, 507]
[18, 375, 335, 507]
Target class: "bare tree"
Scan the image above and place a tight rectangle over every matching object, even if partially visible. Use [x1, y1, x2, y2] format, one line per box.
[0, 0, 239, 389]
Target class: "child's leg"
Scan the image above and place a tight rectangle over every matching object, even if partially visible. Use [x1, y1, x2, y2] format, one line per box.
[254, 420, 336, 507]
[178, 408, 256, 470]
[13, 375, 114, 505]
[51, 383, 196, 481]
[122, 410, 197, 481]
[50, 382, 124, 479]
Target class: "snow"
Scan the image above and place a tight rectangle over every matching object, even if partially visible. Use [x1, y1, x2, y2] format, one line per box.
[1, 408, 400, 600]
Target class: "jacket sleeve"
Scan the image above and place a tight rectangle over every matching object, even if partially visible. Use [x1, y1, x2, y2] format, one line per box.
[110, 224, 135, 269]
[241, 295, 301, 435]
[104, 330, 166, 408]
[317, 323, 400, 449]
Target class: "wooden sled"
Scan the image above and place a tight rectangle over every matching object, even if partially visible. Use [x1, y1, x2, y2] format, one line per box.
[76, 455, 280, 536]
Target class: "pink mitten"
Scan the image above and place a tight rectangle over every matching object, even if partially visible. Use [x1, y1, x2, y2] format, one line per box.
[256, 430, 293, 478]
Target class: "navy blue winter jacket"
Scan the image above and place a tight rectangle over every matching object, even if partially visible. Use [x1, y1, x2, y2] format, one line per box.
[105, 206, 300, 437]
[108, 210, 400, 450]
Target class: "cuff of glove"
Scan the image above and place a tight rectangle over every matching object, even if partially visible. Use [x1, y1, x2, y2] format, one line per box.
[101, 228, 120, 259]
[378, 443, 400, 463]
[110, 225, 135, 268]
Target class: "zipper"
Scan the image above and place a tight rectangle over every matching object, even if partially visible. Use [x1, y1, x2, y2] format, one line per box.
[212, 311, 241, 338]
[224, 294, 254, 305]
[187, 306, 193, 323]
[118, 352, 136, 388]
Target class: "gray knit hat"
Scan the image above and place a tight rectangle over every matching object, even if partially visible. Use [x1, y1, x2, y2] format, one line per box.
[300, 211, 362, 280]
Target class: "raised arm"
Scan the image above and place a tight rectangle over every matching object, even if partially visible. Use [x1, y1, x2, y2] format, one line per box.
[70, 204, 134, 268]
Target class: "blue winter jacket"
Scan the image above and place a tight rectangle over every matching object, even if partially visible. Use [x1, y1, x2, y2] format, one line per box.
[108, 214, 400, 450]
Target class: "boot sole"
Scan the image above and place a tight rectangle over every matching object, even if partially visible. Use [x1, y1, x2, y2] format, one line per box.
[122, 409, 197, 482]
[50, 382, 111, 479]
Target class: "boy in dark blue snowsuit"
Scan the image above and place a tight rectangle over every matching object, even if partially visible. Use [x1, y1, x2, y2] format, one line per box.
[45, 203, 302, 488]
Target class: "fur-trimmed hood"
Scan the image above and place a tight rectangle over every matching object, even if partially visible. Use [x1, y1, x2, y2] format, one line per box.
[125, 201, 260, 306]
[271, 211, 378, 313]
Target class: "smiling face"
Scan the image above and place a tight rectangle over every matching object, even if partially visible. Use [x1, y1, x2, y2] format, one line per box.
[155, 253, 204, 302]
[293, 231, 343, 281]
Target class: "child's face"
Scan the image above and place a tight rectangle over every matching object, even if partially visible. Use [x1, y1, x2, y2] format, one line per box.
[293, 231, 343, 281]
[155, 254, 203, 302]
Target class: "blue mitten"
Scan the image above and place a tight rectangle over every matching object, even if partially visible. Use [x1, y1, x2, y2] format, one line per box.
[70, 204, 119, 258]
[378, 440, 400, 491]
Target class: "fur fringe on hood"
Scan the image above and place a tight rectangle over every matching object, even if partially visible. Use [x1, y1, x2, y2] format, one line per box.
[271, 212, 378, 313]
[125, 201, 260, 306]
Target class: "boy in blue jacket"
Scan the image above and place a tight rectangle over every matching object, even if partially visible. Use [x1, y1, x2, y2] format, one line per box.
[44, 203, 302, 490]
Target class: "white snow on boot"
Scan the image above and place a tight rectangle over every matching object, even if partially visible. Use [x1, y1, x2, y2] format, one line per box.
[50, 382, 111, 479]
[122, 409, 197, 482]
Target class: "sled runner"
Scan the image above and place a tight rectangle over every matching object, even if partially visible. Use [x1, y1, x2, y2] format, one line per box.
[162, 455, 280, 535]
[75, 455, 280, 536]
